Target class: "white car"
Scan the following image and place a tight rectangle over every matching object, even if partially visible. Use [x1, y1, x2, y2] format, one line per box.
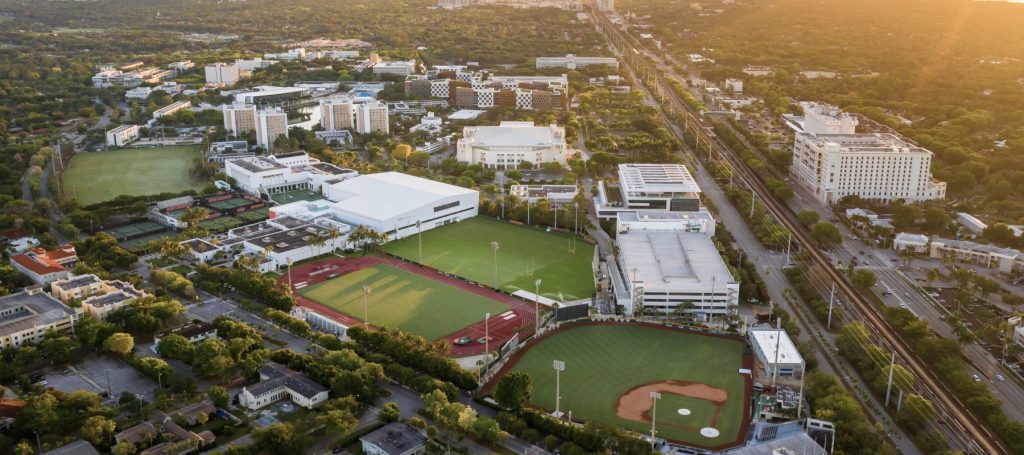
[996, 374, 1005, 382]
[972, 374, 981, 382]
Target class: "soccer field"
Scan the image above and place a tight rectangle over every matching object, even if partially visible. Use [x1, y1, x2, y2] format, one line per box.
[298, 264, 508, 340]
[63, 146, 203, 205]
[383, 217, 595, 300]
[500, 324, 748, 448]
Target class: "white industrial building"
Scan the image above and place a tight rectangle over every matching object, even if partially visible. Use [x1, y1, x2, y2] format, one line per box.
[225, 152, 359, 197]
[893, 232, 929, 254]
[596, 163, 705, 219]
[791, 132, 946, 205]
[749, 328, 805, 378]
[239, 362, 328, 410]
[928, 238, 1024, 274]
[153, 101, 192, 120]
[105, 125, 140, 147]
[611, 213, 736, 318]
[205, 63, 240, 86]
[372, 60, 417, 76]
[323, 172, 478, 240]
[536, 54, 619, 70]
[957, 212, 988, 236]
[509, 184, 578, 206]
[456, 121, 568, 169]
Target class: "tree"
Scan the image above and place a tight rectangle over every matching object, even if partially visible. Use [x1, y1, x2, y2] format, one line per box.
[379, 402, 401, 424]
[922, 208, 950, 232]
[494, 372, 532, 410]
[253, 423, 307, 453]
[797, 210, 820, 227]
[473, 416, 504, 444]
[810, 222, 842, 248]
[157, 333, 194, 361]
[208, 386, 229, 408]
[196, 412, 209, 425]
[851, 269, 877, 289]
[81, 415, 116, 445]
[316, 410, 358, 441]
[104, 332, 135, 356]
[12, 441, 34, 455]
[40, 333, 80, 364]
[111, 441, 137, 455]
[897, 394, 936, 431]
[393, 144, 413, 161]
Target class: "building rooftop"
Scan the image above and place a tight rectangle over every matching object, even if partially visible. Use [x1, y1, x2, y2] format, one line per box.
[750, 329, 803, 366]
[618, 163, 701, 195]
[164, 321, 217, 339]
[932, 237, 1022, 259]
[52, 274, 102, 292]
[361, 422, 428, 455]
[107, 124, 137, 134]
[327, 172, 477, 223]
[41, 440, 101, 455]
[229, 156, 289, 173]
[463, 122, 564, 148]
[798, 132, 932, 156]
[616, 210, 715, 223]
[895, 232, 929, 244]
[617, 230, 733, 292]
[249, 362, 327, 399]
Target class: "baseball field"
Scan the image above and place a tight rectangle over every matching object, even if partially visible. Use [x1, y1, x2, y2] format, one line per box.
[297, 263, 508, 340]
[494, 323, 750, 449]
[382, 217, 595, 301]
[62, 146, 203, 205]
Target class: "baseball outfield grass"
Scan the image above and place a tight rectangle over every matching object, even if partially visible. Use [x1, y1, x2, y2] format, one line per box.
[382, 217, 595, 301]
[298, 264, 507, 340]
[500, 324, 747, 447]
[62, 146, 203, 205]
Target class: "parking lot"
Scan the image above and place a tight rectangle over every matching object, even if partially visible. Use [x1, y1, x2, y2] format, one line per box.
[187, 292, 312, 353]
[43, 355, 157, 403]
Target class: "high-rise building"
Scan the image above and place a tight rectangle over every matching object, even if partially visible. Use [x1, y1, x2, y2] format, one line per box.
[597, 0, 614, 11]
[355, 102, 390, 135]
[256, 108, 289, 151]
[791, 132, 946, 205]
[223, 104, 258, 135]
[205, 63, 240, 86]
[320, 98, 356, 131]
[784, 101, 858, 134]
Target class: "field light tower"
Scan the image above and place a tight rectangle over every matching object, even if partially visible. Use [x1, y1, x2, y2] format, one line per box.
[553, 360, 565, 418]
[490, 241, 500, 289]
[416, 220, 423, 265]
[649, 391, 661, 448]
[534, 279, 543, 334]
[361, 285, 371, 327]
[286, 258, 294, 295]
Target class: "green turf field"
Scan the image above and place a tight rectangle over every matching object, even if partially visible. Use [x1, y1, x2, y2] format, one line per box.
[382, 217, 595, 300]
[503, 324, 747, 447]
[298, 264, 507, 340]
[63, 146, 203, 205]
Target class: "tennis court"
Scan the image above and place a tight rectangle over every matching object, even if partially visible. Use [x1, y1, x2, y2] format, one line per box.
[199, 216, 245, 232]
[104, 221, 166, 240]
[271, 189, 323, 204]
[209, 197, 255, 211]
[237, 207, 270, 222]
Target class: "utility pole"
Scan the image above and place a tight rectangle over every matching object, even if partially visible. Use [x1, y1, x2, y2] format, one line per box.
[784, 232, 792, 268]
[362, 285, 371, 327]
[826, 281, 836, 329]
[750, 188, 756, 218]
[416, 220, 423, 265]
[885, 351, 896, 406]
[535, 279, 542, 335]
[649, 391, 661, 449]
[287, 258, 294, 295]
[484, 312, 490, 377]
[490, 241, 499, 289]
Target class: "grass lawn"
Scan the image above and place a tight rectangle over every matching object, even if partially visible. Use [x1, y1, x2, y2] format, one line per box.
[298, 264, 507, 340]
[504, 324, 747, 447]
[383, 217, 595, 301]
[63, 146, 203, 205]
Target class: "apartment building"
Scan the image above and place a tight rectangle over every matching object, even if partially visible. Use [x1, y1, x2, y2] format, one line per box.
[0, 287, 79, 349]
[256, 108, 289, 150]
[791, 132, 946, 205]
[105, 125, 140, 147]
[320, 97, 356, 131]
[456, 122, 568, 169]
[355, 102, 390, 134]
[223, 104, 258, 135]
[205, 63, 240, 86]
[152, 100, 192, 120]
[50, 274, 146, 320]
[406, 72, 567, 111]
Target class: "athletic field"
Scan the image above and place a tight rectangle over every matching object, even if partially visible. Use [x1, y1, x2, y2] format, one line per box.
[63, 146, 203, 205]
[382, 217, 595, 300]
[494, 323, 750, 449]
[298, 263, 508, 340]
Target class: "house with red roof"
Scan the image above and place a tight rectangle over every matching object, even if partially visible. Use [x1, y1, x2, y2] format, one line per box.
[9, 245, 78, 284]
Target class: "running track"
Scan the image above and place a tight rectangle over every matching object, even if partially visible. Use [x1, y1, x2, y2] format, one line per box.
[280, 256, 538, 357]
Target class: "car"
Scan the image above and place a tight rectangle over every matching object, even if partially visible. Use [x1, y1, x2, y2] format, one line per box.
[972, 374, 981, 382]
[899, 303, 908, 309]
[929, 293, 940, 297]
[60, 368, 73, 375]
[35, 380, 47, 386]
[882, 290, 892, 296]
[996, 374, 1006, 382]
[30, 374, 44, 382]
[332, 447, 344, 454]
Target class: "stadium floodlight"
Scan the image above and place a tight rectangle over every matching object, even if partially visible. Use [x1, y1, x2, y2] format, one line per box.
[534, 279, 543, 334]
[553, 360, 565, 418]
[286, 258, 294, 295]
[361, 285, 371, 327]
[416, 220, 423, 265]
[649, 391, 662, 447]
[490, 241, 500, 289]
[484, 312, 491, 377]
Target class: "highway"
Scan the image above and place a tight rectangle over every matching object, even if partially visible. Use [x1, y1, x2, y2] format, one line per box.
[589, 7, 1009, 454]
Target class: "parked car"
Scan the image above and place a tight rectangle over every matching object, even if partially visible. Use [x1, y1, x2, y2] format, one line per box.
[972, 374, 981, 382]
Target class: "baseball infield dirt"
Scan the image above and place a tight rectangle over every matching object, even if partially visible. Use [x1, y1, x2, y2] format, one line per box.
[616, 380, 728, 424]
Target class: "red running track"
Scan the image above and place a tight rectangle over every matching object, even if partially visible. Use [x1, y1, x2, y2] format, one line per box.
[280, 256, 538, 357]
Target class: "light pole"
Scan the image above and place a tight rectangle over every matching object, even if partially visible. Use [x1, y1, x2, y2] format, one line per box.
[649, 391, 661, 448]
[534, 279, 543, 334]
[416, 220, 423, 265]
[286, 258, 294, 295]
[527, 200, 531, 225]
[490, 241, 500, 289]
[484, 312, 491, 377]
[157, 372, 163, 390]
[362, 285, 371, 327]
[553, 360, 565, 418]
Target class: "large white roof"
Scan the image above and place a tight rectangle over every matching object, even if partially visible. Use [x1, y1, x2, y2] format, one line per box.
[617, 230, 733, 293]
[465, 122, 562, 148]
[327, 172, 476, 223]
[750, 329, 803, 367]
[618, 163, 701, 194]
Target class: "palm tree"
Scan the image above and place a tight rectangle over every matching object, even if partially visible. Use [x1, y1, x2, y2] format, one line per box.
[159, 238, 187, 261]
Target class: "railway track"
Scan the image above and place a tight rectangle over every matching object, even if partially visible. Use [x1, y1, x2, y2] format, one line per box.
[589, 9, 1008, 455]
